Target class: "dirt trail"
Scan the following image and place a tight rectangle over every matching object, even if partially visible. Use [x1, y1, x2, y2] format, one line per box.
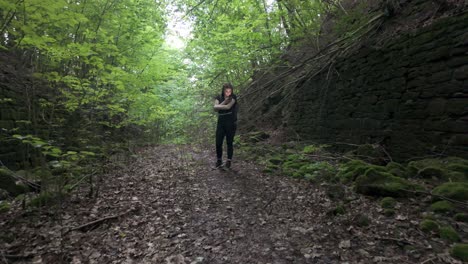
[0, 145, 457, 263]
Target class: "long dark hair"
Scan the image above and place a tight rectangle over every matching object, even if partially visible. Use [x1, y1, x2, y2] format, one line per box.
[220, 83, 234, 99]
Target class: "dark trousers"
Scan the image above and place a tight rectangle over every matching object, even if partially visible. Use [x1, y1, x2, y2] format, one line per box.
[216, 116, 237, 160]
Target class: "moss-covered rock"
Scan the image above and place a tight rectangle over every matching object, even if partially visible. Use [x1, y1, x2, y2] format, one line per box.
[454, 213, 468, 222]
[299, 162, 336, 181]
[0, 201, 10, 213]
[0, 169, 18, 194]
[337, 160, 386, 183]
[355, 168, 422, 197]
[430, 200, 455, 214]
[380, 197, 397, 209]
[302, 145, 321, 154]
[420, 219, 439, 233]
[417, 166, 445, 179]
[439, 225, 460, 242]
[451, 244, 468, 262]
[385, 162, 409, 178]
[432, 182, 468, 201]
[408, 157, 468, 181]
[0, 168, 26, 196]
[383, 208, 395, 216]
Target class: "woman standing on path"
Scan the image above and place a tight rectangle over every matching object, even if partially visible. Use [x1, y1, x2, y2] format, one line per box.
[213, 83, 238, 168]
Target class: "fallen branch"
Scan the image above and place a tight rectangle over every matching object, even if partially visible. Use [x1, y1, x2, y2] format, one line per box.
[68, 208, 135, 233]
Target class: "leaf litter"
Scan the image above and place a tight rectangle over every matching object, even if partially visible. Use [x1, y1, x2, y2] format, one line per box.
[0, 145, 465, 263]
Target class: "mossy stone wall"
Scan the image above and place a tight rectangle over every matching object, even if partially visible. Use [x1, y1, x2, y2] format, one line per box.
[287, 12, 468, 160]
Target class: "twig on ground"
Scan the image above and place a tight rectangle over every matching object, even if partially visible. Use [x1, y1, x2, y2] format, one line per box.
[67, 208, 136, 233]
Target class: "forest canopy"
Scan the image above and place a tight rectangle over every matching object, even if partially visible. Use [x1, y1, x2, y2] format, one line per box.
[0, 0, 338, 144]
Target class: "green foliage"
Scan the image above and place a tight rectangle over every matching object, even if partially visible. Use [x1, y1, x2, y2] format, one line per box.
[430, 200, 455, 214]
[419, 219, 439, 233]
[432, 182, 468, 202]
[380, 197, 396, 209]
[439, 225, 460, 242]
[451, 244, 468, 262]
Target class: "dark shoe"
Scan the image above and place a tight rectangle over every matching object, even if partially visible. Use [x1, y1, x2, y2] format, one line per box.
[216, 160, 223, 168]
[225, 160, 231, 169]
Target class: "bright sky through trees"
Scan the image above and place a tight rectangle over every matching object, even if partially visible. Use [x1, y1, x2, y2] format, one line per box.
[165, 4, 193, 49]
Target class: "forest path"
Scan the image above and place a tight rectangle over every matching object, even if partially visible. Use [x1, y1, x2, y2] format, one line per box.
[1, 145, 448, 263]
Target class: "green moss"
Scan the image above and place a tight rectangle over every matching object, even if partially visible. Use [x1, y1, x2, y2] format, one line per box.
[333, 205, 346, 215]
[337, 160, 386, 183]
[430, 200, 455, 214]
[454, 213, 468, 222]
[302, 145, 321, 154]
[439, 225, 460, 242]
[355, 168, 422, 197]
[0, 201, 10, 213]
[385, 162, 409, 178]
[355, 214, 370, 227]
[283, 160, 305, 170]
[268, 157, 283, 165]
[451, 244, 468, 262]
[408, 157, 468, 180]
[380, 197, 397, 209]
[383, 209, 395, 216]
[299, 162, 336, 181]
[432, 182, 468, 201]
[419, 219, 439, 233]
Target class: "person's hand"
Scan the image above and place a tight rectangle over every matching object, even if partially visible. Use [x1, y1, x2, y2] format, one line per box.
[223, 97, 232, 104]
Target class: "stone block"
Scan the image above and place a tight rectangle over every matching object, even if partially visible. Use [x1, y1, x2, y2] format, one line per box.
[427, 46, 452, 62]
[447, 56, 468, 68]
[450, 134, 468, 146]
[407, 78, 426, 89]
[424, 119, 468, 133]
[427, 98, 447, 116]
[446, 98, 468, 115]
[454, 65, 468, 80]
[428, 70, 453, 84]
[360, 95, 378, 105]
